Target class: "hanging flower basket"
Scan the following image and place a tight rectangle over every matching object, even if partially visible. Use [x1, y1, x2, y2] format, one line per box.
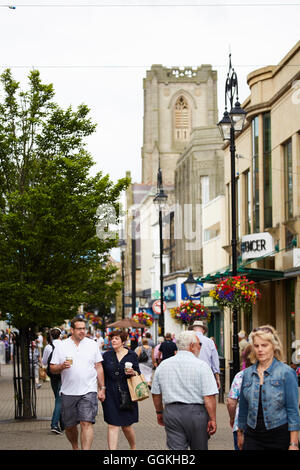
[209, 276, 261, 311]
[91, 315, 102, 329]
[170, 300, 211, 326]
[84, 312, 103, 329]
[133, 312, 153, 327]
[85, 312, 94, 320]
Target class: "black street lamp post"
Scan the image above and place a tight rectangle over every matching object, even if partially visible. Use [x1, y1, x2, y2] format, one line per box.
[218, 54, 246, 381]
[131, 219, 136, 318]
[119, 239, 126, 319]
[153, 164, 168, 337]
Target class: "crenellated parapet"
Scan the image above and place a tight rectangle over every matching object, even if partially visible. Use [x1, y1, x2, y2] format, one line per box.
[144, 64, 217, 85]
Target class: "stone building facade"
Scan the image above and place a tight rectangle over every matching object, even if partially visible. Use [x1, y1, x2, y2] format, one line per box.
[173, 126, 224, 275]
[219, 41, 300, 363]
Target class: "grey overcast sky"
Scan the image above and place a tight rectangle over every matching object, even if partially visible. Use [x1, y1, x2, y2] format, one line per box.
[0, 1, 299, 187]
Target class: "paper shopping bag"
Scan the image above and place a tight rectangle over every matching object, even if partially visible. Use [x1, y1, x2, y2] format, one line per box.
[127, 374, 150, 402]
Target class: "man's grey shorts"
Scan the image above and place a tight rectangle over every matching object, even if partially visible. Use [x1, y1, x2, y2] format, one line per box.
[61, 392, 98, 428]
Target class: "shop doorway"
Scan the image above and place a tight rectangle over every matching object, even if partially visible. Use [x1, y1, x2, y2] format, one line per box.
[207, 310, 224, 357]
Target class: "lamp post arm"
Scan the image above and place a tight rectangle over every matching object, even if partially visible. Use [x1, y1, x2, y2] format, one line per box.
[225, 53, 239, 110]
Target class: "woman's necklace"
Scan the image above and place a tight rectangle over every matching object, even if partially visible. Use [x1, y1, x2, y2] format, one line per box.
[257, 358, 273, 383]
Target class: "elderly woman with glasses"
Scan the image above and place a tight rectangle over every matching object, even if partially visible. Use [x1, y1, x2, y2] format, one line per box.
[237, 325, 300, 450]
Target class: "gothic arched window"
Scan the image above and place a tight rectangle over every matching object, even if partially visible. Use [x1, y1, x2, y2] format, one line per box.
[174, 96, 190, 141]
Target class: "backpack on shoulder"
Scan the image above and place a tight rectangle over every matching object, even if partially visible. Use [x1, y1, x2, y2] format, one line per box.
[47, 343, 61, 381]
[138, 347, 148, 363]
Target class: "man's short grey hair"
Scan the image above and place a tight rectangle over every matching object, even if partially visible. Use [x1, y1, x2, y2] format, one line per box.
[177, 331, 199, 351]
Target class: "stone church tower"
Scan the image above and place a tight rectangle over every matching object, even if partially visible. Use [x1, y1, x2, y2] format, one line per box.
[141, 64, 219, 185]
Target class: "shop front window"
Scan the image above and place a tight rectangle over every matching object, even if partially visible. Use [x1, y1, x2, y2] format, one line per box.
[244, 169, 251, 234]
[263, 113, 272, 228]
[283, 139, 293, 220]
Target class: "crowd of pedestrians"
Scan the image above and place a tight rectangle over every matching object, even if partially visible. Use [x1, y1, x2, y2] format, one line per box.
[37, 320, 181, 449]
[25, 319, 300, 451]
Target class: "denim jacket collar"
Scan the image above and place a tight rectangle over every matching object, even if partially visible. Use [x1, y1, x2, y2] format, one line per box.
[252, 357, 278, 377]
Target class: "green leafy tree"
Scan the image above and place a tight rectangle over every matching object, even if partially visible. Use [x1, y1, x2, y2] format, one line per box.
[85, 261, 122, 313]
[0, 69, 129, 418]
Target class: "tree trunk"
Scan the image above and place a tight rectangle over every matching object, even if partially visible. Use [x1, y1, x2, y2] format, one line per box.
[13, 327, 36, 419]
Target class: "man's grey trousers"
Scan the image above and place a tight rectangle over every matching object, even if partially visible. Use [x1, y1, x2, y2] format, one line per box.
[163, 402, 209, 450]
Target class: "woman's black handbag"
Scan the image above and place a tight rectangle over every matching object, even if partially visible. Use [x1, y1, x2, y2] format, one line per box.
[119, 388, 134, 411]
[112, 352, 134, 411]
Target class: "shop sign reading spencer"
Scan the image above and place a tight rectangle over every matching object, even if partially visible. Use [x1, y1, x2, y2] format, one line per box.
[241, 232, 274, 260]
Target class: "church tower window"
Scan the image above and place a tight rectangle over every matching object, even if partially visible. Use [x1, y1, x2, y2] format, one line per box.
[174, 96, 190, 141]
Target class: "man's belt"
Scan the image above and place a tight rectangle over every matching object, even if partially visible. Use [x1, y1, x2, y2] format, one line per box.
[166, 402, 204, 406]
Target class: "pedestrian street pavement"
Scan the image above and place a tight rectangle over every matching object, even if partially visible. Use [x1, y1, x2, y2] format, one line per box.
[0, 363, 234, 451]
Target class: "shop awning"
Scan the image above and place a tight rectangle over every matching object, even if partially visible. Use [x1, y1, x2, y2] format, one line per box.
[198, 266, 284, 284]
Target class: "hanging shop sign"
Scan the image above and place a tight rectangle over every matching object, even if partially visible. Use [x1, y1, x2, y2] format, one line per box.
[241, 232, 274, 260]
[163, 284, 176, 302]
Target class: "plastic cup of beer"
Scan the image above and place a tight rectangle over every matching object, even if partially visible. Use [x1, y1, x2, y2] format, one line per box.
[66, 356, 73, 366]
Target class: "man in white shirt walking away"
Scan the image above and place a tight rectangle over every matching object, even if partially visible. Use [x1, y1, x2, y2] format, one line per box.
[151, 331, 218, 450]
[50, 317, 106, 450]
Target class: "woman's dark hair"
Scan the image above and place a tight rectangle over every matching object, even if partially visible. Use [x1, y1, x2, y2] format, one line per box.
[109, 330, 128, 343]
[243, 344, 253, 368]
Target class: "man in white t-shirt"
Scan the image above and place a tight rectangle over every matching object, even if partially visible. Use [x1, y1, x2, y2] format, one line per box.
[50, 317, 106, 450]
[95, 331, 104, 351]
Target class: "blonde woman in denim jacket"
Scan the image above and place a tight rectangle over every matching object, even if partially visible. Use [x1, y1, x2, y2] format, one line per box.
[237, 325, 300, 450]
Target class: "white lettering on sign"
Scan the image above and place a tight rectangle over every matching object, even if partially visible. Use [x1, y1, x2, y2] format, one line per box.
[241, 232, 274, 260]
